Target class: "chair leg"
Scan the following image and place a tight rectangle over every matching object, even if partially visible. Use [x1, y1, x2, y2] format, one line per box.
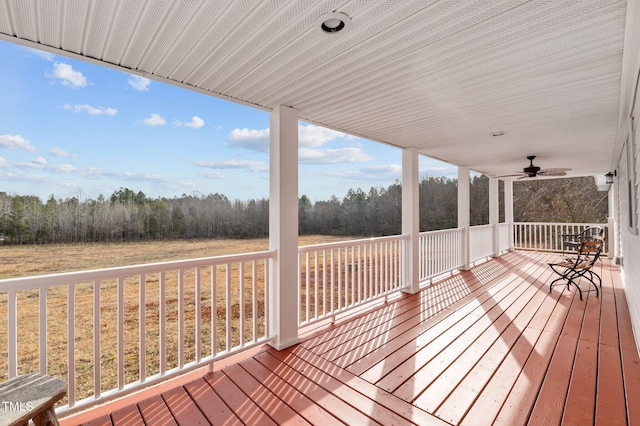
[549, 276, 566, 293]
[584, 271, 600, 297]
[571, 279, 584, 300]
[549, 275, 583, 300]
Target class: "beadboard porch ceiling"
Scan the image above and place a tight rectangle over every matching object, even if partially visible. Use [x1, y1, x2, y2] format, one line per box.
[0, 0, 630, 179]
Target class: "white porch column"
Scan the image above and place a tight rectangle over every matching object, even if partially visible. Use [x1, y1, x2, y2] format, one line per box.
[402, 147, 420, 293]
[608, 177, 619, 261]
[269, 105, 299, 350]
[504, 180, 514, 251]
[489, 177, 499, 257]
[458, 166, 470, 270]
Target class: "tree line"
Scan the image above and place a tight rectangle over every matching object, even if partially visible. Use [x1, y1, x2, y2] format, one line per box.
[0, 176, 607, 245]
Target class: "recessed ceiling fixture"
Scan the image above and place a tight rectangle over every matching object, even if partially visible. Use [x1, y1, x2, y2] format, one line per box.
[316, 12, 351, 35]
[491, 131, 505, 137]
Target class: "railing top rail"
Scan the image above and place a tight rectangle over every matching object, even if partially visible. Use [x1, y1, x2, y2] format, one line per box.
[419, 228, 462, 236]
[298, 234, 408, 253]
[0, 249, 276, 291]
[513, 222, 607, 227]
[469, 224, 493, 229]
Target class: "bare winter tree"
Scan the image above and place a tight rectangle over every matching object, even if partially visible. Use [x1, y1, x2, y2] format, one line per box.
[0, 177, 607, 244]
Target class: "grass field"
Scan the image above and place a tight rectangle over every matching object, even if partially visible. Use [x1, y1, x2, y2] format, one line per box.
[0, 235, 350, 279]
[0, 235, 351, 405]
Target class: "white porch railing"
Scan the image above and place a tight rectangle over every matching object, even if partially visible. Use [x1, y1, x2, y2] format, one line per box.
[0, 250, 275, 416]
[469, 224, 495, 264]
[499, 222, 511, 252]
[513, 222, 609, 254]
[298, 235, 407, 326]
[418, 228, 463, 282]
[1, 221, 612, 416]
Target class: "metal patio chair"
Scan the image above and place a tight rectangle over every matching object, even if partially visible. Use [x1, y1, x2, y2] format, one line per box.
[549, 237, 603, 300]
[561, 225, 604, 256]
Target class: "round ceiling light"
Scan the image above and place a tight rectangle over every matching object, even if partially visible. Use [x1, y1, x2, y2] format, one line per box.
[316, 12, 351, 35]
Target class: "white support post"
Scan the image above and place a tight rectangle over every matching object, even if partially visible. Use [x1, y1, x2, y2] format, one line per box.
[402, 147, 420, 294]
[268, 105, 299, 350]
[608, 178, 619, 260]
[458, 166, 470, 270]
[504, 180, 514, 251]
[489, 177, 499, 257]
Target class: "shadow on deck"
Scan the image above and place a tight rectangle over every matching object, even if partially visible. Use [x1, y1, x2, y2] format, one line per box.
[61, 251, 640, 425]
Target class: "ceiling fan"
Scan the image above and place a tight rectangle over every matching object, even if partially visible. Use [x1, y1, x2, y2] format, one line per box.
[497, 156, 571, 179]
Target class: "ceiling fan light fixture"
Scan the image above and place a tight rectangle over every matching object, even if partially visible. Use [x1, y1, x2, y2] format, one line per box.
[317, 12, 351, 35]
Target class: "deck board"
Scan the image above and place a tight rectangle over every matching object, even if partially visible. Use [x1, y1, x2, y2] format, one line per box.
[239, 356, 339, 425]
[222, 362, 311, 425]
[109, 405, 144, 426]
[182, 378, 241, 425]
[204, 370, 277, 426]
[378, 256, 554, 399]
[136, 395, 177, 426]
[432, 282, 553, 423]
[161, 386, 210, 426]
[596, 343, 627, 424]
[253, 351, 376, 425]
[61, 251, 640, 426]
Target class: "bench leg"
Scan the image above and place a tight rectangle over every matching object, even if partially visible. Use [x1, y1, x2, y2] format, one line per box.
[33, 406, 60, 426]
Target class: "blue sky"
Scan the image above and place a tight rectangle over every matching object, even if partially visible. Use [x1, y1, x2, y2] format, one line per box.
[0, 40, 457, 203]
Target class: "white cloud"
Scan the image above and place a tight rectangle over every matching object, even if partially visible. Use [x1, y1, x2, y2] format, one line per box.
[24, 46, 55, 61]
[15, 161, 77, 173]
[228, 128, 270, 152]
[14, 160, 182, 186]
[50, 63, 87, 88]
[299, 124, 345, 148]
[316, 164, 403, 182]
[50, 148, 70, 158]
[200, 171, 225, 179]
[141, 113, 166, 126]
[0, 134, 36, 152]
[128, 75, 151, 91]
[57, 164, 77, 173]
[194, 159, 268, 172]
[228, 124, 357, 154]
[419, 157, 458, 179]
[176, 116, 205, 129]
[64, 103, 118, 116]
[360, 164, 403, 176]
[299, 147, 372, 164]
[0, 157, 7, 168]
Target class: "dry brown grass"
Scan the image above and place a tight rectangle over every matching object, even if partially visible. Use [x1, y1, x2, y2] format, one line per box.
[0, 235, 349, 279]
[0, 235, 350, 405]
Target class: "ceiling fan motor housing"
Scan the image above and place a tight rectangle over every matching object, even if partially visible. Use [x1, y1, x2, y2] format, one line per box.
[524, 155, 540, 176]
[524, 165, 541, 175]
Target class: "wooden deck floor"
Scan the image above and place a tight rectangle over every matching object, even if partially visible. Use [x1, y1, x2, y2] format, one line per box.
[61, 251, 640, 425]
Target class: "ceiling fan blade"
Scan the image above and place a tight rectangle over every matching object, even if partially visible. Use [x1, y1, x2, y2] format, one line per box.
[494, 172, 528, 178]
[538, 168, 571, 176]
[537, 171, 568, 177]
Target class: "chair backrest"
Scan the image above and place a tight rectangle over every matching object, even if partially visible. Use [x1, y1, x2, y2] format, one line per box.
[583, 226, 604, 239]
[578, 238, 603, 267]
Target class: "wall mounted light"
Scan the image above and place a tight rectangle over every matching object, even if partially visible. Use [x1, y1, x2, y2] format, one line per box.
[605, 170, 616, 184]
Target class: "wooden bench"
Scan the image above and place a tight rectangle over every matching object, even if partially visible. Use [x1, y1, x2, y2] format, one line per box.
[0, 373, 67, 426]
